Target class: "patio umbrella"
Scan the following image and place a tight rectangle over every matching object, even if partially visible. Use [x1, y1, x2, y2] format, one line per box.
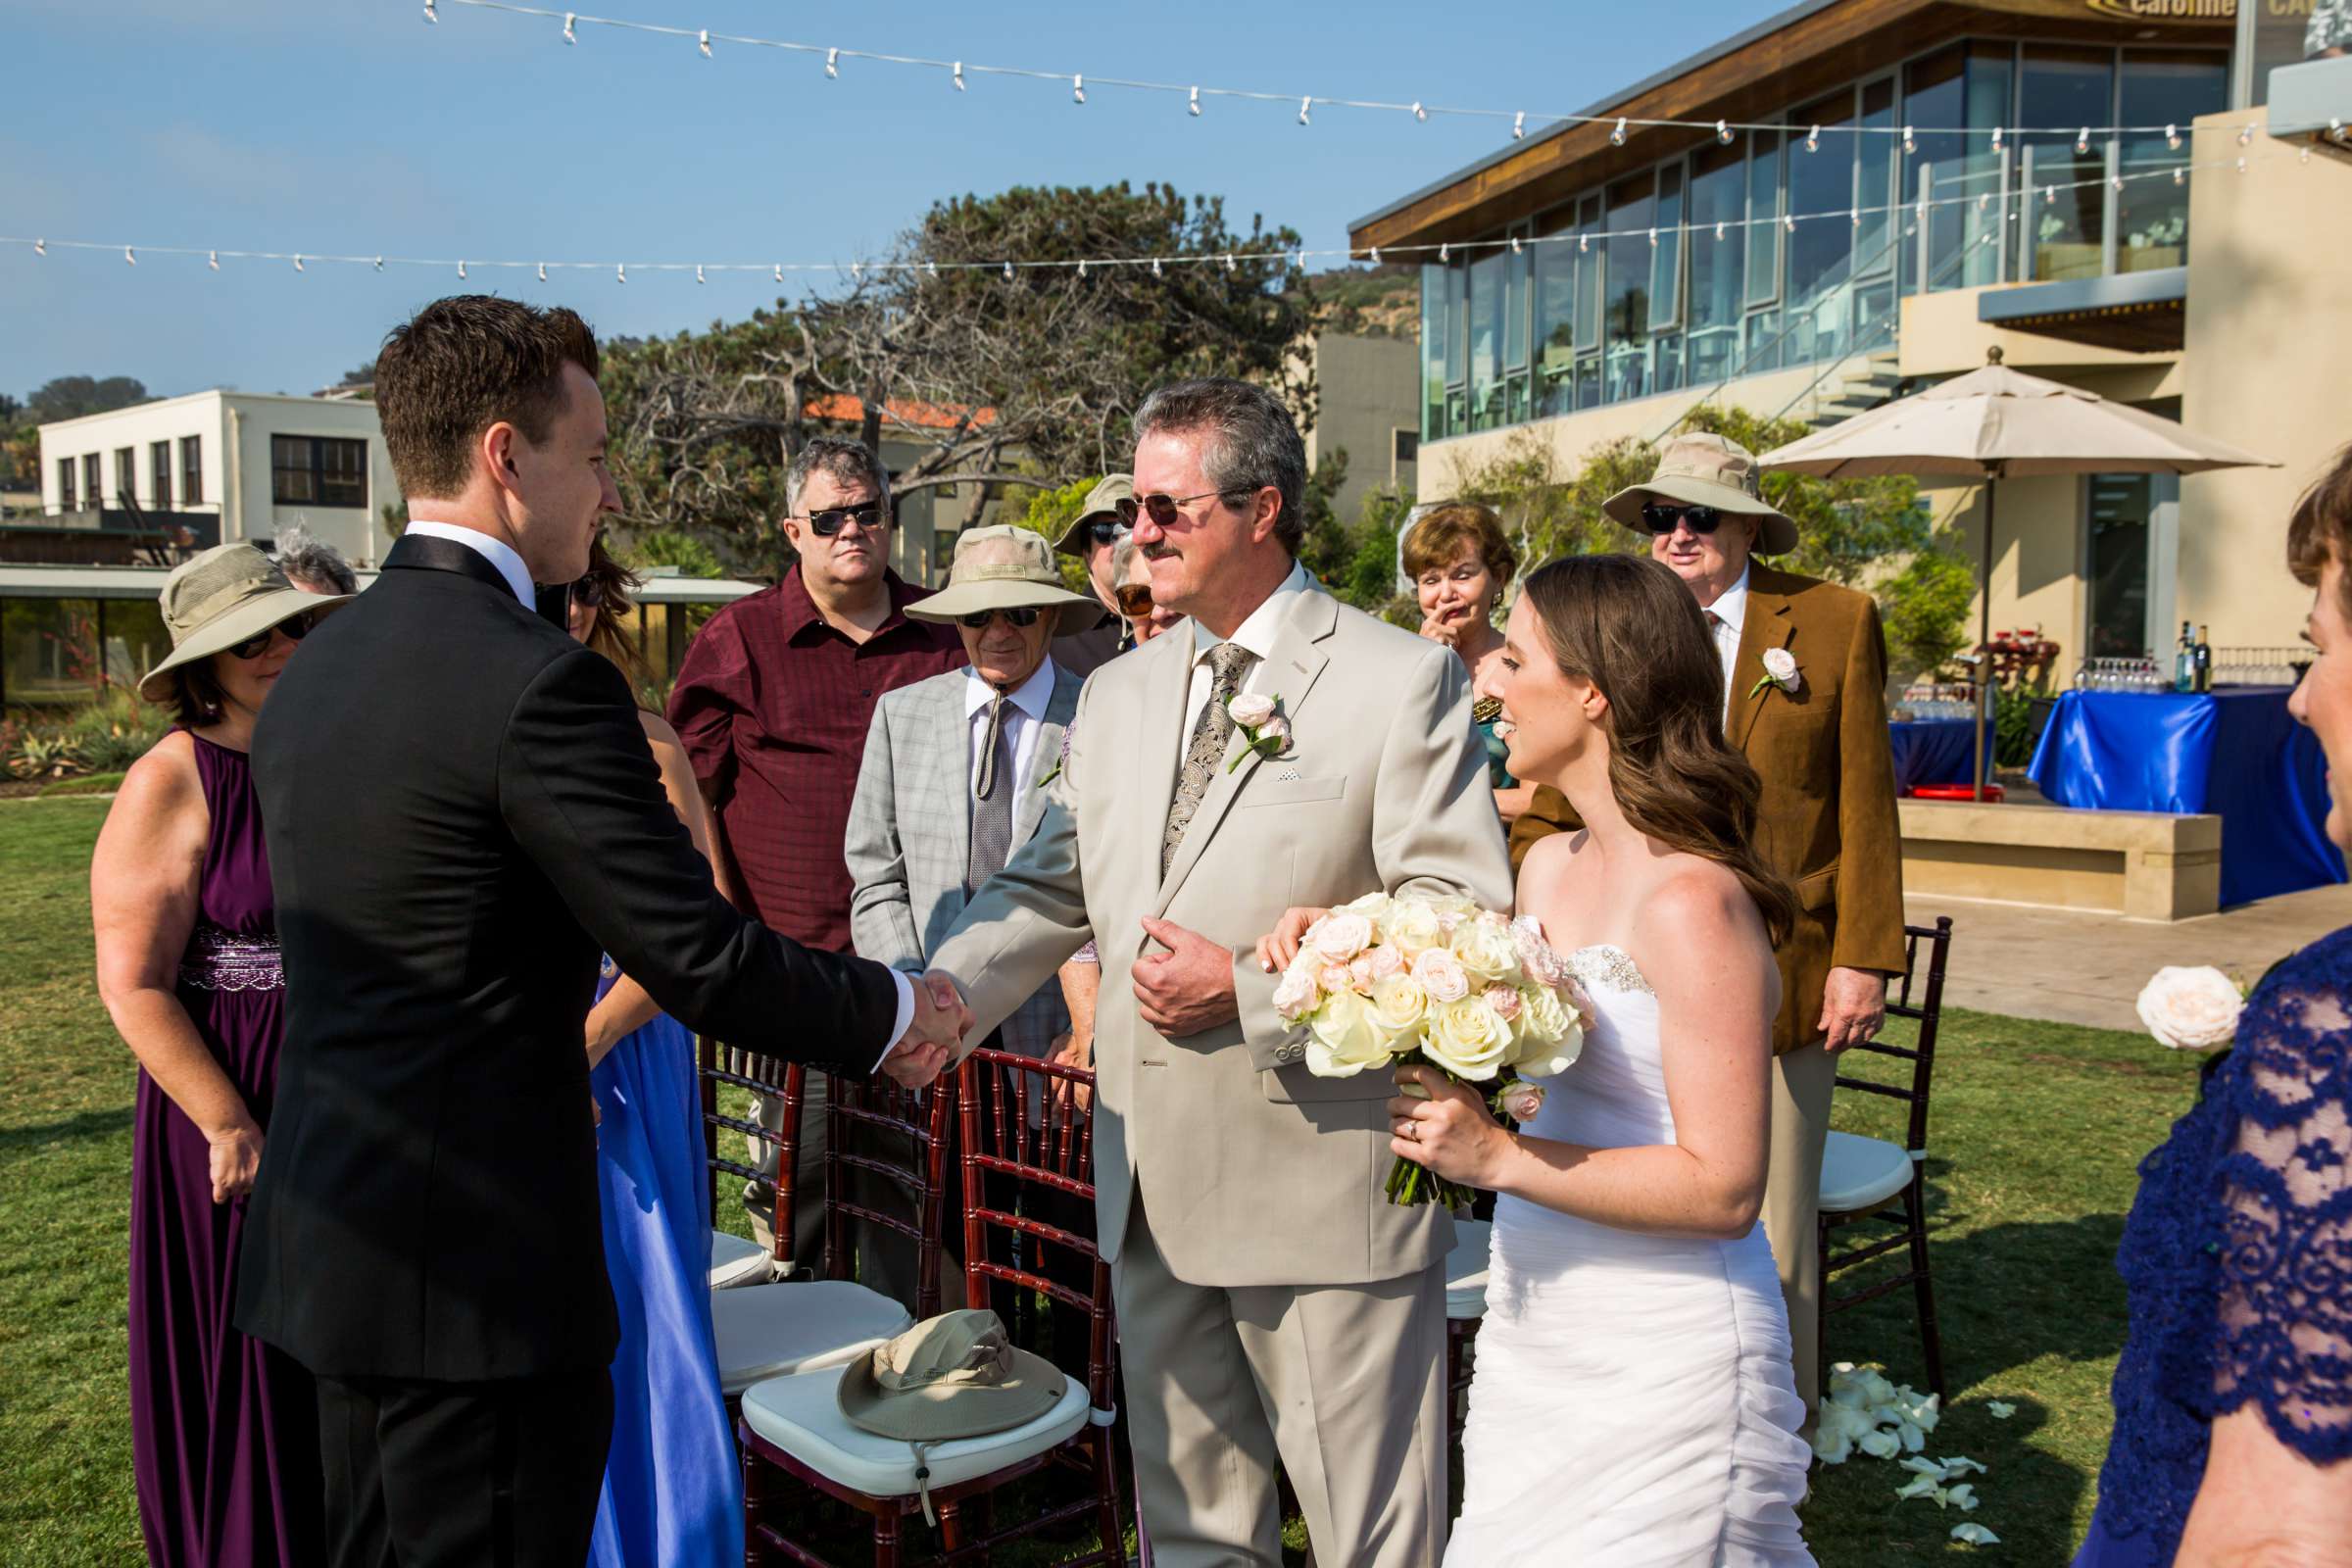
[1759, 346, 2276, 800]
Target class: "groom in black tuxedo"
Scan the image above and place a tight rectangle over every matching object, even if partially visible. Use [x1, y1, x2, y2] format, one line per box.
[234, 295, 965, 1568]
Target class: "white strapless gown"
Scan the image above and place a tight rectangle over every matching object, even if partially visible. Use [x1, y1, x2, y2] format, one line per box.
[1445, 945, 1815, 1566]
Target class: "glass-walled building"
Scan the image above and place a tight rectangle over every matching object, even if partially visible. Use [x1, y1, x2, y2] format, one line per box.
[1411, 35, 2227, 443]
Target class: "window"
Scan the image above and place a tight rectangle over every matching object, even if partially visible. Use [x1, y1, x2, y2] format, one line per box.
[1392, 428, 1418, 466]
[1744, 131, 1784, 308]
[1686, 142, 1747, 390]
[2086, 474, 2156, 658]
[179, 436, 203, 506]
[1467, 249, 1507, 430]
[1420, 264, 1448, 441]
[2019, 47, 2115, 282]
[1903, 44, 2010, 297]
[82, 454, 101, 511]
[150, 442, 172, 510]
[1533, 205, 1581, 416]
[114, 448, 135, 507]
[1602, 175, 1655, 404]
[58, 457, 75, 512]
[2117, 54, 2225, 273]
[271, 435, 368, 508]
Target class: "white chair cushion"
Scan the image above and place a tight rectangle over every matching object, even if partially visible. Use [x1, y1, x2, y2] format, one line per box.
[1819, 1130, 1917, 1214]
[710, 1281, 913, 1396]
[710, 1229, 773, 1291]
[1446, 1218, 1492, 1320]
[740, 1362, 1092, 1498]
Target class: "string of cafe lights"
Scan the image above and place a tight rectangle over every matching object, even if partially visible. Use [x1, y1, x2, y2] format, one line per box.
[0, 151, 2287, 287]
[432, 0, 2276, 148]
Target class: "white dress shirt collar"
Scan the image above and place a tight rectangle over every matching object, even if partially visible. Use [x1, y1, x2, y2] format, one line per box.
[1704, 564, 1752, 638]
[403, 519, 536, 608]
[1191, 560, 1312, 667]
[963, 655, 1058, 721]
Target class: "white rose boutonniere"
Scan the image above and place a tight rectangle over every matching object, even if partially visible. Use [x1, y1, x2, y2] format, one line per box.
[1225, 692, 1293, 772]
[1747, 647, 1802, 700]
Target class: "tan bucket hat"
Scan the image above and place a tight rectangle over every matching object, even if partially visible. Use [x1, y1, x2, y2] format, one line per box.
[137, 542, 353, 701]
[908, 525, 1102, 636]
[836, 1308, 1068, 1520]
[1602, 431, 1798, 556]
[1052, 472, 1134, 558]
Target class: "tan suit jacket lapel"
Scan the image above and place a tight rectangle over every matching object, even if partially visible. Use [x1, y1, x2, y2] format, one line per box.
[1729, 574, 1795, 752]
[1153, 587, 1337, 917]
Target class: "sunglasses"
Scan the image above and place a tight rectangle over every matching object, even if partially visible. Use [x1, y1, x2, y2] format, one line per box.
[804, 501, 892, 537]
[1116, 488, 1251, 528]
[956, 607, 1045, 630]
[1083, 517, 1131, 548]
[1641, 501, 1726, 535]
[568, 576, 605, 612]
[228, 611, 316, 661]
[1112, 583, 1155, 617]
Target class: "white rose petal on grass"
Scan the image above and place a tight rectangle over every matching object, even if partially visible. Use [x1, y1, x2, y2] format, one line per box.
[1939, 1483, 1979, 1512]
[1984, 1400, 2017, 1420]
[1423, 998, 1516, 1081]
[1951, 1523, 2000, 1545]
[1762, 647, 1801, 691]
[1226, 692, 1277, 729]
[1893, 1473, 1939, 1501]
[1312, 912, 1375, 962]
[1938, 1456, 1987, 1477]
[1858, 1428, 1901, 1460]
[2134, 965, 2243, 1051]
[1900, 1457, 1950, 1480]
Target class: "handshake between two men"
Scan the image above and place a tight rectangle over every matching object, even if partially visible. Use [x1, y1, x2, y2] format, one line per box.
[879, 972, 977, 1090]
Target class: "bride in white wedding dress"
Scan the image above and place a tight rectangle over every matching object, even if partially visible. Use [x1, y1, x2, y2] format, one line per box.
[1266, 554, 1815, 1565]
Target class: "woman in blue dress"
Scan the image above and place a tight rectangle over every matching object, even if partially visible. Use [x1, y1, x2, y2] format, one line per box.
[569, 541, 744, 1566]
[2076, 445, 2352, 1565]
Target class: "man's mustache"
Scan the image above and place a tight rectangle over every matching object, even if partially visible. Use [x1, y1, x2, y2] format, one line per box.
[1142, 542, 1180, 561]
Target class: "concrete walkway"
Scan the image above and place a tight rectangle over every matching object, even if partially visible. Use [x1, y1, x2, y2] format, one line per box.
[1904, 881, 2352, 1032]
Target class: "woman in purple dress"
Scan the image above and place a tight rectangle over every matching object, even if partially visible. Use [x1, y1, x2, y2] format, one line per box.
[93, 543, 348, 1566]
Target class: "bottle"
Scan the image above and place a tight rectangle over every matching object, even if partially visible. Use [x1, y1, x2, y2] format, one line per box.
[2174, 620, 2195, 693]
[2193, 624, 2212, 693]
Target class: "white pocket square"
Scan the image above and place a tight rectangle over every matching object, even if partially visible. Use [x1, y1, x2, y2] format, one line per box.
[1275, 767, 1302, 782]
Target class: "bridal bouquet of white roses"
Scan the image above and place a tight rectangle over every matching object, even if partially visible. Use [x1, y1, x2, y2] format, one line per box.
[1274, 891, 1589, 1208]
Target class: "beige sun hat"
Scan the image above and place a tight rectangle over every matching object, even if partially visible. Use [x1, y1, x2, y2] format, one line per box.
[908, 525, 1102, 636]
[835, 1308, 1069, 1520]
[1052, 472, 1134, 558]
[136, 542, 353, 701]
[1602, 431, 1798, 556]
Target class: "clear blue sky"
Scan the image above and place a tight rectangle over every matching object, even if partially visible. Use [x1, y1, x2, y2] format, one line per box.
[3, 0, 1785, 400]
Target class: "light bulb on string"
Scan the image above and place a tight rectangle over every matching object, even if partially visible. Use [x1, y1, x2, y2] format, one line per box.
[538, 262, 548, 281]
[32, 238, 43, 256]
[774, 264, 785, 282]
[1509, 234, 1522, 255]
[1512, 111, 1525, 140]
[1439, 243, 1449, 263]
[925, 260, 938, 278]
[2237, 122, 2252, 146]
[2173, 166, 2184, 186]
[1072, 74, 1085, 105]
[1077, 259, 1087, 278]
[1223, 253, 1237, 272]
[616, 263, 627, 283]
[1298, 96, 1311, 126]
[563, 12, 576, 45]
[1975, 192, 1987, 213]
[1647, 226, 1658, 248]
[1369, 246, 1380, 264]
[2111, 173, 2124, 192]
[850, 262, 863, 282]
[2075, 126, 2091, 156]
[2044, 184, 2056, 205]
[1784, 212, 1795, 233]
[697, 29, 712, 58]
[208, 250, 219, 270]
[1716, 119, 1732, 144]
[1151, 257, 1162, 277]
[422, 0, 437, 22]
[372, 256, 383, 271]
[953, 62, 964, 91]
[1990, 125, 2003, 154]
[2236, 156, 2248, 173]
[2165, 123, 2180, 150]
[825, 47, 839, 79]
[1850, 209, 1861, 229]
[1609, 117, 1627, 146]
[292, 254, 303, 272]
[1714, 220, 1726, 240]
[1805, 124, 1820, 153]
[1902, 124, 1916, 155]
[1188, 86, 1200, 117]
[696, 265, 706, 283]
[457, 260, 467, 279]
[1578, 233, 1589, 254]
[1003, 261, 1014, 281]
[1412, 102, 1427, 122]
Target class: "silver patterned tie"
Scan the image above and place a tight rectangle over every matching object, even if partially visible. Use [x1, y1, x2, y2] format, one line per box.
[1162, 642, 1257, 877]
[967, 696, 1015, 894]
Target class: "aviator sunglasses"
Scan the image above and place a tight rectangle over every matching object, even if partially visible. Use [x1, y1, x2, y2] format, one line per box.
[1115, 487, 1253, 528]
[1641, 501, 1727, 535]
[229, 611, 317, 661]
[956, 607, 1045, 629]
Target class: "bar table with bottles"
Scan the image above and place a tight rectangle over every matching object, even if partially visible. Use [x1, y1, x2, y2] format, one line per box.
[2027, 638, 2340, 906]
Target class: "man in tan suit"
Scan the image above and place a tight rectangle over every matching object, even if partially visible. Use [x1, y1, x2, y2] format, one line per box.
[924, 378, 1513, 1567]
[1511, 432, 1906, 1433]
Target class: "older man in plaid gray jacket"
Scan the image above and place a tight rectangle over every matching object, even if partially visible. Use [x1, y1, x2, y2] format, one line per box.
[844, 525, 1102, 1311]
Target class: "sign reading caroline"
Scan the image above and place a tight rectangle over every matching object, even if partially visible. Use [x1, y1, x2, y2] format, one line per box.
[2083, 0, 2237, 19]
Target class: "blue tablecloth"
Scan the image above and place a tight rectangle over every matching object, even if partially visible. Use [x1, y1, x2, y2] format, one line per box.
[2027, 687, 2343, 907]
[1887, 717, 1984, 792]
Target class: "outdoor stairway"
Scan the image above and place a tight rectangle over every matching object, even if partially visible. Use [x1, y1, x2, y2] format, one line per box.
[1807, 349, 1907, 428]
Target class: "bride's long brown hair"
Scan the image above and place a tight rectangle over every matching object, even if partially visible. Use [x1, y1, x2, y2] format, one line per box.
[1521, 554, 1797, 945]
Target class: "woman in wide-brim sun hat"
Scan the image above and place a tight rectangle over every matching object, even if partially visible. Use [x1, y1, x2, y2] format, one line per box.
[95, 540, 349, 1566]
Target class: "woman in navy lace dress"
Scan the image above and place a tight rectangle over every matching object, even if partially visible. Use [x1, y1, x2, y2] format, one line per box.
[2076, 446, 2352, 1565]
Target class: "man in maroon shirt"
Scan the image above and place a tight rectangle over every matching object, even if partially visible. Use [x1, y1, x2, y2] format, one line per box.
[666, 437, 964, 1268]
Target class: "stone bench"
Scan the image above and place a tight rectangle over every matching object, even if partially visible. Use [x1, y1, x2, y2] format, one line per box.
[1896, 799, 2222, 922]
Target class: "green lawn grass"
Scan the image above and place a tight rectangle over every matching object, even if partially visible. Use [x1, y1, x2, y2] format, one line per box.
[0, 798, 2202, 1563]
